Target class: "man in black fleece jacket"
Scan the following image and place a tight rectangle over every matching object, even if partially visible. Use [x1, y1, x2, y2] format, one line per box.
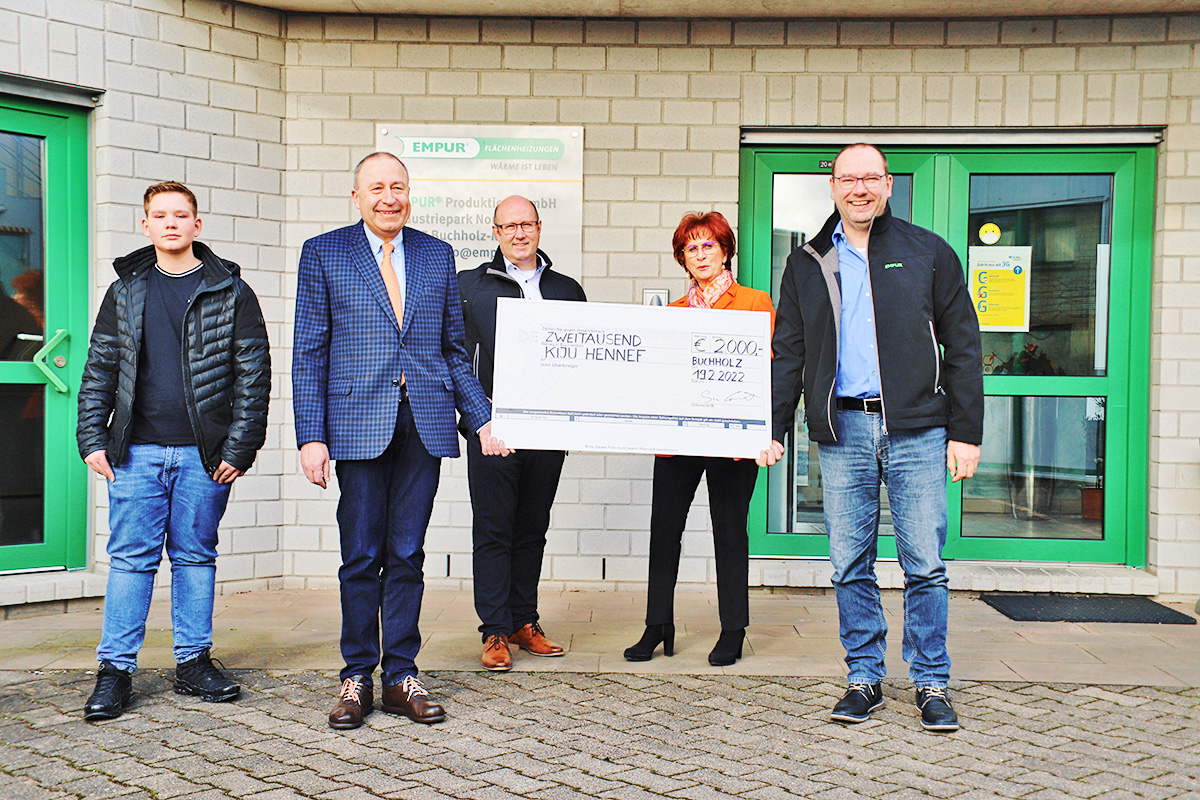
[760, 145, 982, 733]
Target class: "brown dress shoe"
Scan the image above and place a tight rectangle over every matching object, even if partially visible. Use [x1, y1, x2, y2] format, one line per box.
[329, 675, 373, 730]
[509, 622, 565, 657]
[482, 634, 512, 671]
[381, 676, 445, 724]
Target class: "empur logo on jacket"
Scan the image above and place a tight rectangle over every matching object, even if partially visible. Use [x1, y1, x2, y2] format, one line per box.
[884, 262, 904, 269]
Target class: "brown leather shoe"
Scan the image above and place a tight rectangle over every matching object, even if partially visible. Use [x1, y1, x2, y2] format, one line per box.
[509, 622, 565, 657]
[381, 675, 445, 724]
[329, 675, 372, 730]
[482, 634, 512, 671]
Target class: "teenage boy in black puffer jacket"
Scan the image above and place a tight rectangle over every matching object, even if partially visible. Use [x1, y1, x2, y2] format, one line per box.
[77, 181, 270, 721]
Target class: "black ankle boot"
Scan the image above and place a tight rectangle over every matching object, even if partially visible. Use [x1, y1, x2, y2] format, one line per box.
[708, 629, 745, 666]
[623, 623, 675, 661]
[83, 661, 133, 721]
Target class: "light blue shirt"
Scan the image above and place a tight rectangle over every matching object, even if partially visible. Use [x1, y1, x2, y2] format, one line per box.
[833, 221, 882, 399]
[363, 222, 406, 309]
[504, 254, 547, 300]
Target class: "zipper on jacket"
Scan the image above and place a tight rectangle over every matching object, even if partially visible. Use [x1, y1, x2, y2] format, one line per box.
[928, 320, 942, 395]
[180, 277, 233, 474]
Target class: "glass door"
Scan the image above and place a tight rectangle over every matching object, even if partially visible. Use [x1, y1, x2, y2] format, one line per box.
[740, 144, 1154, 566]
[943, 151, 1153, 564]
[0, 96, 90, 572]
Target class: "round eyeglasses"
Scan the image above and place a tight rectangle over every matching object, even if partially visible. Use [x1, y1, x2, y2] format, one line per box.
[684, 241, 718, 257]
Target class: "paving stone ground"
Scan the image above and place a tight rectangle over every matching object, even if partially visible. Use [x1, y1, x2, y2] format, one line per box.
[2, 669, 1198, 800]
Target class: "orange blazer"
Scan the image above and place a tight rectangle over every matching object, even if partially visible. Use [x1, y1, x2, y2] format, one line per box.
[669, 280, 776, 345]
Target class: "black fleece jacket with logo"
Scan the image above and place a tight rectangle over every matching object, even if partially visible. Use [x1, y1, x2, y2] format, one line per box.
[771, 204, 983, 445]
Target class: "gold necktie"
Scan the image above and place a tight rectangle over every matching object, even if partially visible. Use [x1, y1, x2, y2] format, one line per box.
[380, 241, 403, 327]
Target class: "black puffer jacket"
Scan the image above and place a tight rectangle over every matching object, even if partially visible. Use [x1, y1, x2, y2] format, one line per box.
[77, 242, 271, 474]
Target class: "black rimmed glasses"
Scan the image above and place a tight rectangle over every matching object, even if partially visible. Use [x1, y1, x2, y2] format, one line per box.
[495, 220, 540, 236]
[833, 174, 888, 190]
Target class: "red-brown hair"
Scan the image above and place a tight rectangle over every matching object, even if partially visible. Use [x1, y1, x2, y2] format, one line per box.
[672, 211, 736, 271]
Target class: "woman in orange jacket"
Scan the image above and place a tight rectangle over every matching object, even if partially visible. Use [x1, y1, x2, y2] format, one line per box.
[624, 211, 775, 666]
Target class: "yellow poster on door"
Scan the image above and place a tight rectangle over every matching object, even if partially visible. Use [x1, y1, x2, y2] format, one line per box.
[968, 246, 1032, 332]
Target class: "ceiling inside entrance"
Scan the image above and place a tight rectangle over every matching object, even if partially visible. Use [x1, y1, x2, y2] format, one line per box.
[250, 0, 1200, 16]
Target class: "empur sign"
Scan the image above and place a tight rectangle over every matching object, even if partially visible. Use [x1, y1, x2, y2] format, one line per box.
[397, 136, 567, 161]
[379, 124, 584, 282]
[401, 138, 480, 158]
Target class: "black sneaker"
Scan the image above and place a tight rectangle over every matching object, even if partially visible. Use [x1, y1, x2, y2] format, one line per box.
[830, 682, 884, 723]
[84, 661, 134, 721]
[174, 650, 241, 702]
[915, 687, 959, 732]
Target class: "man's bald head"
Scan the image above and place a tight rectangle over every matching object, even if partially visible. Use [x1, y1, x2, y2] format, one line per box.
[493, 195, 539, 226]
[353, 152, 407, 190]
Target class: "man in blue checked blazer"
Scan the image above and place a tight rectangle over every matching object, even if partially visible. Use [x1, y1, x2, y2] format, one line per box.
[293, 152, 510, 730]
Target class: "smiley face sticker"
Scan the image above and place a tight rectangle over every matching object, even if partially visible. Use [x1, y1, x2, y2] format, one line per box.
[979, 223, 1002, 245]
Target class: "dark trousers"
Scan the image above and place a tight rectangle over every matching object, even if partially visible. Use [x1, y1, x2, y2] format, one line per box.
[467, 435, 565, 639]
[646, 455, 759, 631]
[334, 400, 440, 687]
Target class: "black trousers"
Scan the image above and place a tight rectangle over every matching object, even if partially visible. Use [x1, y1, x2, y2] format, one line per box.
[646, 455, 759, 631]
[466, 435, 566, 639]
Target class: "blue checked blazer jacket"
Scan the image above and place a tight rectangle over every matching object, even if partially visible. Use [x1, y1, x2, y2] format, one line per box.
[293, 222, 491, 461]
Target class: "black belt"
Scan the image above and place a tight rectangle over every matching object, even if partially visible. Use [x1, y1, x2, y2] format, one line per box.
[837, 396, 882, 414]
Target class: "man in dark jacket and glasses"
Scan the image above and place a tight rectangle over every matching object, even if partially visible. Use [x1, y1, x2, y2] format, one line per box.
[458, 195, 586, 672]
[77, 181, 270, 721]
[759, 144, 983, 732]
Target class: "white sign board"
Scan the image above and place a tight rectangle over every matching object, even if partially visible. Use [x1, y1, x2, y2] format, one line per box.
[376, 124, 583, 282]
[491, 299, 773, 458]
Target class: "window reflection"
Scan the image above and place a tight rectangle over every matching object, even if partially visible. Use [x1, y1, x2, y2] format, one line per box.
[0, 384, 43, 546]
[0, 132, 45, 362]
[961, 396, 1105, 541]
[969, 175, 1112, 378]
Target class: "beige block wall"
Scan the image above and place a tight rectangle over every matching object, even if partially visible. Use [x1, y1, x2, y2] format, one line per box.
[4, 1, 1200, 596]
[276, 12, 1200, 596]
[1, 0, 291, 593]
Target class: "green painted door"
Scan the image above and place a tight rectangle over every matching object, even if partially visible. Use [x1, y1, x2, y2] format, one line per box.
[0, 96, 90, 572]
[740, 144, 1154, 566]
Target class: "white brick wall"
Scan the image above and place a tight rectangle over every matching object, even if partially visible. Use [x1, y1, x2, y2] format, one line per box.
[5, 4, 1200, 597]
[2, 0, 289, 595]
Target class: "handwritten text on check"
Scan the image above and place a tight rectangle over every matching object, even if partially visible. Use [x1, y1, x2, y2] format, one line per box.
[490, 299, 772, 458]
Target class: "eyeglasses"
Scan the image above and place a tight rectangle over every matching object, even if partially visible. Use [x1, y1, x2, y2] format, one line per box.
[684, 241, 718, 257]
[495, 220, 539, 235]
[833, 174, 888, 190]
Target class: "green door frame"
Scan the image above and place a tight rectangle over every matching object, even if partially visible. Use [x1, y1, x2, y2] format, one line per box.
[740, 143, 1155, 567]
[0, 94, 91, 572]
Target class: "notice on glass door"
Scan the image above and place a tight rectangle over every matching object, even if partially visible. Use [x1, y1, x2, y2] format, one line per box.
[968, 246, 1032, 332]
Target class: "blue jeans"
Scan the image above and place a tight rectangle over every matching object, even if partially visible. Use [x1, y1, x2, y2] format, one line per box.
[98, 444, 231, 672]
[819, 411, 950, 688]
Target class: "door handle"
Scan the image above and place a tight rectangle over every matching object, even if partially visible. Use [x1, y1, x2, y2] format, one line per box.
[32, 329, 69, 393]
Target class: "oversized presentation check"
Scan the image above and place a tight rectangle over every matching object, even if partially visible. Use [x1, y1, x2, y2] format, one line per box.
[490, 298, 772, 458]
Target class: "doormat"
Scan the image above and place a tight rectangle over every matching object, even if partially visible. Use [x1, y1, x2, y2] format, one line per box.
[979, 593, 1197, 624]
